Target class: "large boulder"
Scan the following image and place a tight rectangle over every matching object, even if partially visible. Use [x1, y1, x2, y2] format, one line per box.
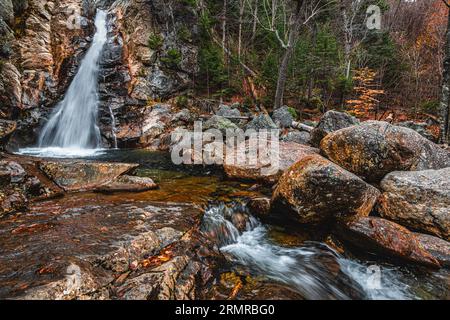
[247, 197, 271, 219]
[246, 113, 278, 131]
[39, 161, 138, 192]
[272, 106, 294, 128]
[216, 104, 241, 121]
[320, 121, 450, 182]
[281, 130, 311, 145]
[203, 115, 239, 134]
[310, 110, 359, 147]
[335, 216, 440, 268]
[378, 168, 450, 241]
[397, 121, 436, 142]
[271, 154, 380, 224]
[414, 233, 450, 268]
[224, 142, 319, 184]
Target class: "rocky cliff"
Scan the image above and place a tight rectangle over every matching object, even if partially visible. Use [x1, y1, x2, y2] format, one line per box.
[0, 0, 198, 149]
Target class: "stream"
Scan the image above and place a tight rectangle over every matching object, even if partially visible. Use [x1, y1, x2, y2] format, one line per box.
[3, 149, 448, 300]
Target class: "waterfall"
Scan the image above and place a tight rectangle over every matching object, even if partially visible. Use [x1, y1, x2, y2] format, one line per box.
[108, 105, 118, 149]
[37, 10, 107, 154]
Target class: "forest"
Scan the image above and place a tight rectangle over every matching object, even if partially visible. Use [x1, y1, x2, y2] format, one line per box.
[187, 0, 448, 140]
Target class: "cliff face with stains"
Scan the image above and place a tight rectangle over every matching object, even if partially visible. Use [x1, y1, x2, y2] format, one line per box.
[0, 0, 198, 149]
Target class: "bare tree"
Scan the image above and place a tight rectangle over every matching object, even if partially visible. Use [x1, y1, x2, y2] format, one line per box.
[247, 0, 332, 109]
[339, 0, 367, 80]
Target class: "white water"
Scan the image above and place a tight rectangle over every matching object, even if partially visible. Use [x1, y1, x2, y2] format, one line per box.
[19, 10, 108, 158]
[202, 204, 415, 300]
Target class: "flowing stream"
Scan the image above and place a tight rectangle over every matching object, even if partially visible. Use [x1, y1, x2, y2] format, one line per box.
[200, 201, 448, 300]
[0, 150, 448, 299]
[20, 10, 108, 158]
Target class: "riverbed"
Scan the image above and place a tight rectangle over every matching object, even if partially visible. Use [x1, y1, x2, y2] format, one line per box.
[1, 150, 448, 300]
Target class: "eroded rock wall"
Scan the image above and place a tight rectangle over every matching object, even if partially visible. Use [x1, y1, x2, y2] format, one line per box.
[0, 0, 198, 149]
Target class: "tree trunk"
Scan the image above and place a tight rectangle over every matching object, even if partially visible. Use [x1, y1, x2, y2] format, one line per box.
[251, 0, 258, 42]
[273, 0, 303, 110]
[238, 0, 244, 60]
[274, 44, 295, 109]
[440, 9, 450, 144]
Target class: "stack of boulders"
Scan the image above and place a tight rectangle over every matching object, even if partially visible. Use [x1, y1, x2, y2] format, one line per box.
[249, 110, 450, 269]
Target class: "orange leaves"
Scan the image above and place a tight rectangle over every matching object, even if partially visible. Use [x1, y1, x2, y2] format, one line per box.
[140, 247, 174, 269]
[346, 68, 384, 118]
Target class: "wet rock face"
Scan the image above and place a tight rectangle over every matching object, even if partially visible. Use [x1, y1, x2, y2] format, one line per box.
[1, 0, 199, 149]
[378, 168, 450, 241]
[271, 154, 380, 225]
[310, 110, 359, 147]
[1, 0, 94, 148]
[0, 119, 16, 144]
[97, 0, 199, 147]
[320, 121, 450, 182]
[39, 160, 138, 192]
[414, 233, 450, 268]
[335, 216, 440, 268]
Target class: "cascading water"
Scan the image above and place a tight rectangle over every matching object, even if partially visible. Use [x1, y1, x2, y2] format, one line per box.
[19, 10, 108, 158]
[201, 203, 416, 300]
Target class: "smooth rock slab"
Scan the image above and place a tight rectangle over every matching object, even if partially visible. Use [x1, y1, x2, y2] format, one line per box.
[95, 175, 158, 193]
[321, 121, 450, 182]
[39, 160, 138, 192]
[379, 168, 450, 241]
[0, 193, 202, 299]
[335, 216, 440, 268]
[271, 154, 380, 224]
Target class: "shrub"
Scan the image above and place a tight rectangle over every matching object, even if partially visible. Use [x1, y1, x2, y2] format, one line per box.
[148, 33, 164, 50]
[287, 107, 298, 120]
[177, 25, 192, 43]
[176, 95, 189, 108]
[161, 49, 182, 68]
[420, 100, 439, 116]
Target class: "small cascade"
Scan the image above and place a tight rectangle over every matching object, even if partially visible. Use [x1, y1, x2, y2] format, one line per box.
[108, 105, 118, 149]
[21, 10, 108, 158]
[201, 203, 415, 300]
